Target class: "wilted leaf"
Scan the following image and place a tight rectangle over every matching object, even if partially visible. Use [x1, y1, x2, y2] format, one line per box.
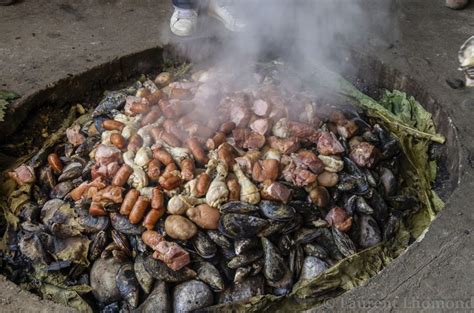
[41, 283, 92, 313]
[53, 235, 90, 267]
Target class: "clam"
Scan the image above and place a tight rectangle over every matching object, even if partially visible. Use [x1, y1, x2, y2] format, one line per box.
[196, 261, 225, 292]
[143, 256, 196, 282]
[137, 281, 171, 313]
[234, 238, 260, 255]
[206, 230, 233, 249]
[227, 250, 263, 269]
[116, 263, 140, 308]
[298, 256, 329, 281]
[219, 201, 259, 214]
[110, 213, 144, 235]
[90, 257, 123, 304]
[356, 214, 382, 249]
[218, 214, 268, 238]
[191, 231, 217, 259]
[218, 275, 265, 304]
[261, 237, 288, 283]
[258, 201, 295, 221]
[134, 254, 154, 294]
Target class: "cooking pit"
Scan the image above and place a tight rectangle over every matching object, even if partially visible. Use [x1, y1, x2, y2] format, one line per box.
[0, 44, 461, 312]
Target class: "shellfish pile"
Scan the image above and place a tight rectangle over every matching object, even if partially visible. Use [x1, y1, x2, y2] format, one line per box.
[4, 65, 417, 312]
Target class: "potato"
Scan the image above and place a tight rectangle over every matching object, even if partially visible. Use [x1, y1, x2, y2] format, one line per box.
[186, 204, 221, 230]
[154, 72, 172, 87]
[165, 215, 197, 240]
[317, 171, 339, 187]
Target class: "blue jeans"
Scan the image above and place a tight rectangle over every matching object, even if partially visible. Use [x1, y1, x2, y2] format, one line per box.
[172, 0, 197, 9]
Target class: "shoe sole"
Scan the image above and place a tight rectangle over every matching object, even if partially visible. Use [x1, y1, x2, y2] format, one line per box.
[208, 10, 238, 32]
[170, 23, 195, 37]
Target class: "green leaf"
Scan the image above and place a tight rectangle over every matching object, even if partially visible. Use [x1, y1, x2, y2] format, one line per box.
[0, 90, 20, 101]
[0, 99, 6, 122]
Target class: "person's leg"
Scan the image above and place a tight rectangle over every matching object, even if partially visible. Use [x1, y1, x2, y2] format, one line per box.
[207, 0, 246, 32]
[170, 0, 198, 37]
[172, 0, 197, 10]
[446, 0, 469, 9]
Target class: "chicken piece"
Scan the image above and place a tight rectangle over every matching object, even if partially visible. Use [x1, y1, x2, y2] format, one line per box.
[287, 121, 316, 138]
[267, 136, 300, 155]
[282, 161, 318, 187]
[94, 145, 122, 166]
[261, 181, 292, 203]
[66, 124, 86, 146]
[317, 132, 345, 155]
[128, 165, 149, 190]
[250, 118, 271, 136]
[206, 160, 229, 207]
[293, 150, 325, 174]
[8, 164, 36, 186]
[232, 128, 251, 149]
[168, 194, 206, 215]
[153, 241, 190, 271]
[232, 163, 260, 205]
[243, 132, 266, 150]
[92, 185, 124, 207]
[349, 142, 378, 168]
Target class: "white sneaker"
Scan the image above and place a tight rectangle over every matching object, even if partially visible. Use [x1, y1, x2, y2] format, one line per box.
[170, 7, 198, 37]
[207, 0, 246, 32]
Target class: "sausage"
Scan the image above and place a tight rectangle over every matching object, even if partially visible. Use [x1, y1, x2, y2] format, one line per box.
[252, 99, 271, 117]
[226, 176, 241, 201]
[145, 90, 164, 106]
[159, 172, 182, 190]
[230, 104, 251, 128]
[219, 121, 236, 134]
[163, 162, 178, 174]
[217, 142, 236, 168]
[206, 131, 226, 150]
[152, 148, 174, 165]
[186, 137, 209, 165]
[170, 88, 193, 100]
[102, 119, 125, 131]
[127, 134, 143, 153]
[150, 127, 181, 147]
[159, 99, 192, 119]
[47, 153, 63, 173]
[185, 123, 214, 139]
[147, 159, 162, 182]
[180, 159, 195, 182]
[110, 133, 127, 149]
[129, 196, 150, 224]
[112, 164, 133, 186]
[120, 188, 140, 215]
[143, 208, 166, 230]
[261, 159, 279, 181]
[141, 106, 162, 126]
[130, 98, 151, 114]
[151, 187, 164, 210]
[89, 202, 107, 216]
[194, 173, 210, 197]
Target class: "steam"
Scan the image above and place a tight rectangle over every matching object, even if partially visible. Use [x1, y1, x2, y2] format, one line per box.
[161, 0, 397, 75]
[158, 0, 397, 121]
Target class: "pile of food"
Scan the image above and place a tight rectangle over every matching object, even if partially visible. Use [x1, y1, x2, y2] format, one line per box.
[1, 64, 438, 312]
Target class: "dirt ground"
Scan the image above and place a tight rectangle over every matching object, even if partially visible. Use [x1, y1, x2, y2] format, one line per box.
[0, 0, 473, 312]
